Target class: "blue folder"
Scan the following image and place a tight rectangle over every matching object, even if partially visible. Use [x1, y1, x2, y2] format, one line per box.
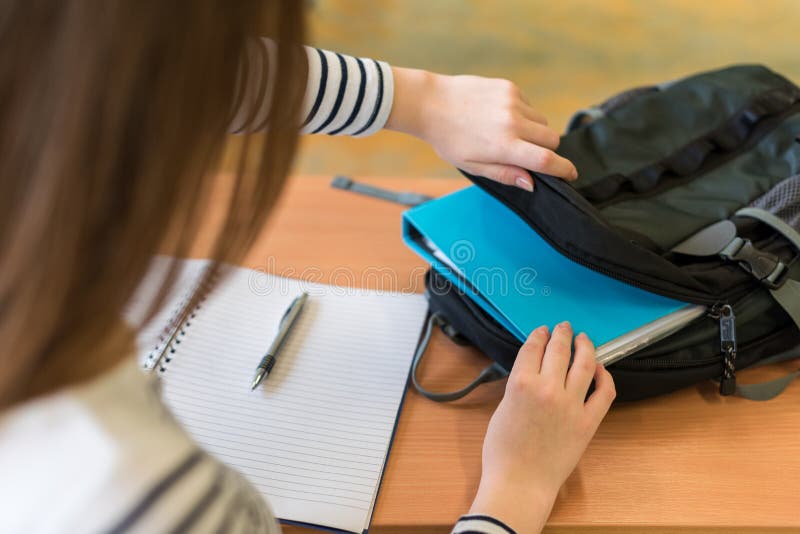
[402, 186, 690, 345]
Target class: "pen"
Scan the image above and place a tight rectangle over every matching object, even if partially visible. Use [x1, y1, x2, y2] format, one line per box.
[250, 292, 309, 390]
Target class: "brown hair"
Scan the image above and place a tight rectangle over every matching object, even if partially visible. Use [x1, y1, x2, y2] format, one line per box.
[0, 2, 306, 406]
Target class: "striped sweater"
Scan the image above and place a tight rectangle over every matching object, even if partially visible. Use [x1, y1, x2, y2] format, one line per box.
[229, 40, 395, 137]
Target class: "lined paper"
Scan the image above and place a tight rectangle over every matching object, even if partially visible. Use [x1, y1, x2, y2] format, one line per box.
[133, 260, 428, 533]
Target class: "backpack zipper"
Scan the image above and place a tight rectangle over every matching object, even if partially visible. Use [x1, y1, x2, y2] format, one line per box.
[614, 303, 739, 391]
[711, 303, 738, 395]
[612, 302, 742, 370]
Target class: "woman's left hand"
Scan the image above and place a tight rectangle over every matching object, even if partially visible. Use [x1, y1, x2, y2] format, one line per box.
[386, 67, 578, 192]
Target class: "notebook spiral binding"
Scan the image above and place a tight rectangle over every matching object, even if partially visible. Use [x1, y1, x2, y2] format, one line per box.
[142, 266, 220, 374]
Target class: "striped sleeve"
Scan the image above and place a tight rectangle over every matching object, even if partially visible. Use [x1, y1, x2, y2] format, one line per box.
[230, 38, 394, 137]
[451, 514, 518, 534]
[104, 449, 281, 534]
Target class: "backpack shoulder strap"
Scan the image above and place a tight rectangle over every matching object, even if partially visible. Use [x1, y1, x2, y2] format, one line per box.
[736, 207, 800, 251]
[735, 207, 800, 328]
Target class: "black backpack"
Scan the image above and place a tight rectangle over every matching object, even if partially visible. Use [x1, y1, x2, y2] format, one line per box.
[413, 64, 800, 402]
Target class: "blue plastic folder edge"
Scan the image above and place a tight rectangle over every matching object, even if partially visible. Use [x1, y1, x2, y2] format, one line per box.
[402, 186, 691, 346]
[402, 226, 523, 339]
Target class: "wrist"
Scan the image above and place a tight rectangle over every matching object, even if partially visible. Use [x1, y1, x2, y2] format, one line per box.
[384, 66, 441, 140]
[469, 480, 557, 534]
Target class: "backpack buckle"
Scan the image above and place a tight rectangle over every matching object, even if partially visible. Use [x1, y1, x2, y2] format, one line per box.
[720, 237, 788, 289]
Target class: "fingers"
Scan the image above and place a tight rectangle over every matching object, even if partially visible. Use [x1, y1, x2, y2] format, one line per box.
[502, 81, 543, 124]
[518, 102, 548, 126]
[517, 120, 560, 151]
[585, 363, 616, 422]
[465, 162, 535, 192]
[506, 140, 578, 181]
[566, 333, 597, 395]
[510, 325, 550, 378]
[540, 321, 573, 382]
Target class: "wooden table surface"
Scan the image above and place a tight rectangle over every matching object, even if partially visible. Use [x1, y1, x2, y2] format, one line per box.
[241, 175, 800, 533]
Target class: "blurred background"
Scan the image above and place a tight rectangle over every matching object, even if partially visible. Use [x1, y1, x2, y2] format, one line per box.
[295, 0, 800, 178]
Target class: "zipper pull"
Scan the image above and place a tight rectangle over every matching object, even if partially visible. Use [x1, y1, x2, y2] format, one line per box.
[718, 304, 737, 395]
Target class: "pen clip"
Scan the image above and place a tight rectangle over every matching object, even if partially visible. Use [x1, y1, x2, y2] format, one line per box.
[279, 293, 307, 328]
[279, 298, 297, 327]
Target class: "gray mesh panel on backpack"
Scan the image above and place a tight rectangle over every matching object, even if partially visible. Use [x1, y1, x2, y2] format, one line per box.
[750, 175, 800, 232]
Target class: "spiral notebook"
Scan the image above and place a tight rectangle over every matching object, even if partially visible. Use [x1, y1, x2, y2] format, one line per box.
[126, 257, 429, 534]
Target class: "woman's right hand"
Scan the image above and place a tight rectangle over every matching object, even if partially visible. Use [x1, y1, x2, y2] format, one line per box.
[468, 322, 616, 533]
[386, 68, 578, 191]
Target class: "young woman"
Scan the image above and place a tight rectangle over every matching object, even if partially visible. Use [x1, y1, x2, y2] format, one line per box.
[0, 2, 615, 533]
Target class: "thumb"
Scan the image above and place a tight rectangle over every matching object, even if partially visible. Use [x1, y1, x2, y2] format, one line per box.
[464, 162, 535, 192]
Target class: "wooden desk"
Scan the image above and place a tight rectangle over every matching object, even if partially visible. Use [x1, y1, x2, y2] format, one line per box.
[245, 175, 800, 533]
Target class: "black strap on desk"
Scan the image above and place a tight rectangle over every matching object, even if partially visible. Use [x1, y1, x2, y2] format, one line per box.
[411, 313, 508, 402]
